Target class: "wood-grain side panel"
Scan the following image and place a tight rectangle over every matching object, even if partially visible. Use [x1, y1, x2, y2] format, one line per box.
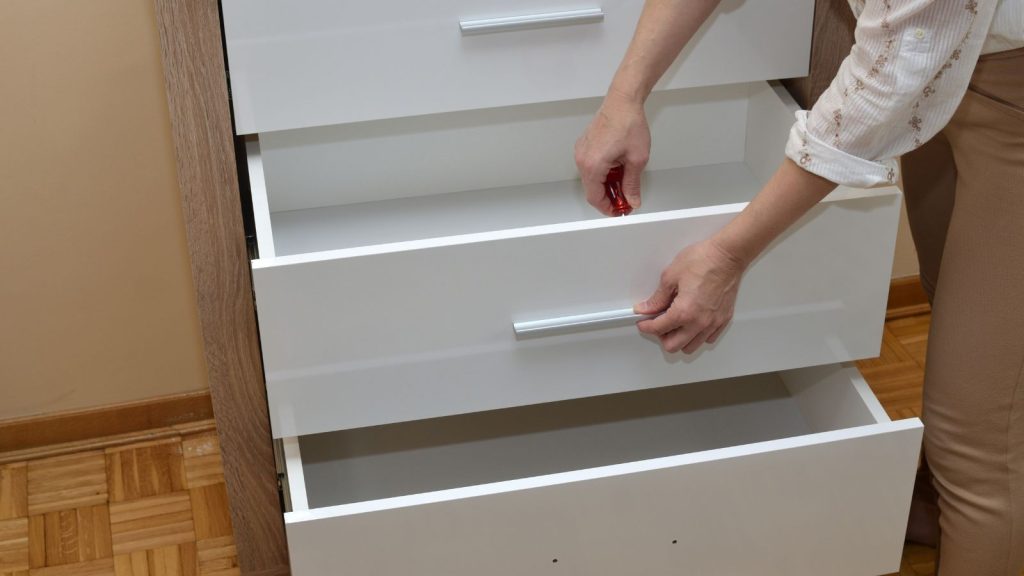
[150, 1, 288, 574]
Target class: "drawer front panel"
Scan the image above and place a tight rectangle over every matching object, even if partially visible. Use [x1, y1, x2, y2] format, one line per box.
[253, 188, 901, 438]
[222, 0, 814, 134]
[288, 425, 921, 576]
[283, 371, 922, 576]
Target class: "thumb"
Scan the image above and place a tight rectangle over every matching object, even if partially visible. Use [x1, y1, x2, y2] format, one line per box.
[635, 281, 673, 315]
[621, 162, 643, 210]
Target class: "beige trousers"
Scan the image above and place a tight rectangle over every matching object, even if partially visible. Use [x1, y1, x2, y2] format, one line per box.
[901, 47, 1024, 576]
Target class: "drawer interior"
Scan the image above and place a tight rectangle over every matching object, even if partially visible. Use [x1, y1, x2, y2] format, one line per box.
[250, 82, 793, 259]
[289, 364, 888, 511]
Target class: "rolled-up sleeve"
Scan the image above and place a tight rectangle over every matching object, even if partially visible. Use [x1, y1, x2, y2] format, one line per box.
[785, 0, 1000, 187]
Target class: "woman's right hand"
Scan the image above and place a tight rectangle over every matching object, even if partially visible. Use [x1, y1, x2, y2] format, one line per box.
[574, 91, 651, 216]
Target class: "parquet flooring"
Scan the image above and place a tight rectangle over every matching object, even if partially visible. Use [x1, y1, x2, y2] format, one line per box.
[3, 311, 1016, 575]
[858, 314, 931, 422]
[0, 432, 236, 576]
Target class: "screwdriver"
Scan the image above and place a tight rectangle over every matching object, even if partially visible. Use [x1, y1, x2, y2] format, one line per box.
[603, 165, 633, 217]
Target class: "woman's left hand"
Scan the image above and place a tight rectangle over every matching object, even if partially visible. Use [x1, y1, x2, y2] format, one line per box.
[635, 238, 746, 354]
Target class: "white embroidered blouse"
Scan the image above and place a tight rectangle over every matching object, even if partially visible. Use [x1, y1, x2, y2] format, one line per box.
[784, 0, 1024, 187]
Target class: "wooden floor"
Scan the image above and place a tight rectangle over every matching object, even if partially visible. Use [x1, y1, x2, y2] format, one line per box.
[0, 431, 238, 576]
[858, 314, 931, 422]
[0, 310, 978, 576]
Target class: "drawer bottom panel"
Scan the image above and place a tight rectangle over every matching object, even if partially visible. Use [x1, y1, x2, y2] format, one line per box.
[281, 364, 922, 575]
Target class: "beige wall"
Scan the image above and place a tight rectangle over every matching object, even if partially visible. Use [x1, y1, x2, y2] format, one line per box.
[0, 0, 209, 420]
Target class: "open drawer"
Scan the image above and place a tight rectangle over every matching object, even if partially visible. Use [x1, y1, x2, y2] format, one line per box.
[249, 82, 903, 438]
[280, 363, 923, 576]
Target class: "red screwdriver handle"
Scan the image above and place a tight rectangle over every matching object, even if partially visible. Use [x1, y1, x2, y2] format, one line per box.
[603, 165, 633, 217]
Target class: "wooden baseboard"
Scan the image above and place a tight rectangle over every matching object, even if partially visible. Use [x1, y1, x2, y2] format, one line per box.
[244, 567, 293, 576]
[887, 275, 931, 320]
[0, 390, 213, 455]
[0, 419, 216, 465]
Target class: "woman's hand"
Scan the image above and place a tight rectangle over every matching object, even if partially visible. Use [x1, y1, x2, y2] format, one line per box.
[635, 238, 746, 354]
[574, 91, 651, 215]
[634, 159, 838, 353]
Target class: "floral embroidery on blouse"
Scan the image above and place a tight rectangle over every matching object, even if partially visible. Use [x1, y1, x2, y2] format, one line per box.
[784, 0, 1010, 188]
[832, 0, 896, 148]
[908, 2, 979, 148]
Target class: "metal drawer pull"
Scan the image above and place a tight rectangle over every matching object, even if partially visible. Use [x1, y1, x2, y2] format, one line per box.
[513, 308, 654, 339]
[460, 8, 605, 36]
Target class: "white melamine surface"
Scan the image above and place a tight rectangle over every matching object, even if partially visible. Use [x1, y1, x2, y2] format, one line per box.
[258, 84, 750, 213]
[245, 138, 276, 258]
[283, 364, 923, 576]
[222, 0, 813, 133]
[250, 83, 903, 438]
[298, 371, 810, 508]
[269, 162, 760, 256]
[253, 182, 901, 438]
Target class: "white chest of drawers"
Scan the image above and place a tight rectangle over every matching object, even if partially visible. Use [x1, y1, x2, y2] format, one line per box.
[221, 1, 923, 574]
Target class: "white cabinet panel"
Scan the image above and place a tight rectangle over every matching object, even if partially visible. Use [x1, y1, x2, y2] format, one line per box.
[257, 84, 750, 213]
[222, 0, 814, 133]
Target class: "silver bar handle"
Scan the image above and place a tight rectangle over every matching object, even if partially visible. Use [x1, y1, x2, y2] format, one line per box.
[513, 308, 654, 339]
[460, 8, 604, 36]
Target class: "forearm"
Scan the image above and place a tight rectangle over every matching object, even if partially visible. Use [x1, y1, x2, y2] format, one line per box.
[710, 158, 838, 268]
[608, 0, 722, 104]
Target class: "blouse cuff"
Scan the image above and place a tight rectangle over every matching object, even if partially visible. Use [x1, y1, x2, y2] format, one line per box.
[784, 110, 900, 188]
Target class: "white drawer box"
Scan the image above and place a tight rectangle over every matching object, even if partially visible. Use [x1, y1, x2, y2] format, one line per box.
[280, 363, 923, 576]
[248, 83, 902, 439]
[222, 0, 814, 133]
[227, 4, 920, 573]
